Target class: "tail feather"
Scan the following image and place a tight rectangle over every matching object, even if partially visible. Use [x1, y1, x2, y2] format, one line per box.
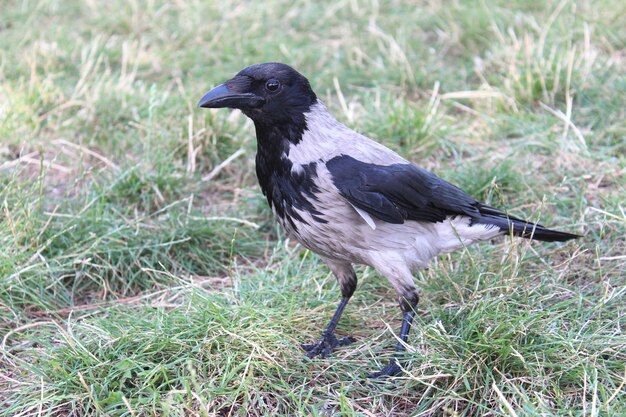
[475, 204, 580, 242]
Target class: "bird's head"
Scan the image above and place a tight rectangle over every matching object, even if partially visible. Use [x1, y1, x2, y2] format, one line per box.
[198, 63, 317, 126]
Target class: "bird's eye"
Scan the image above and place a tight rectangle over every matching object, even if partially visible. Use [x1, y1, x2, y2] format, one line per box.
[265, 79, 280, 92]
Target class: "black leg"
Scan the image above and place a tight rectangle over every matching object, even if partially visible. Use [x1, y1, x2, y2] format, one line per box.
[301, 296, 356, 358]
[302, 264, 357, 359]
[368, 292, 419, 378]
[302, 261, 357, 359]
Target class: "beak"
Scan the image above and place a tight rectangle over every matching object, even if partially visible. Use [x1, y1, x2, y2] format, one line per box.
[197, 83, 265, 109]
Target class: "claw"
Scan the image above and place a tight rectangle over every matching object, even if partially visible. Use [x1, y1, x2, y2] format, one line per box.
[301, 333, 355, 359]
[337, 336, 356, 346]
[367, 358, 403, 379]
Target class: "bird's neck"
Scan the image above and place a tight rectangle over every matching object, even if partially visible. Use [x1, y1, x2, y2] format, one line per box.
[252, 115, 326, 230]
[253, 121, 299, 201]
[251, 99, 343, 194]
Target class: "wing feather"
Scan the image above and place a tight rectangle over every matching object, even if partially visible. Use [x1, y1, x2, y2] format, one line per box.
[325, 154, 579, 242]
[327, 155, 480, 224]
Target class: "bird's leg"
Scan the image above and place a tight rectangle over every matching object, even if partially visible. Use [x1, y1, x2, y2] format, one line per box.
[302, 261, 357, 359]
[368, 292, 419, 378]
[301, 296, 356, 358]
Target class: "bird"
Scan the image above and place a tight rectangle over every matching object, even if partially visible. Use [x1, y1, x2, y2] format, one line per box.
[197, 62, 580, 378]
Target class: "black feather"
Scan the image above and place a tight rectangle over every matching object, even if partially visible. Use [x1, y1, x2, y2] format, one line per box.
[327, 155, 579, 242]
[474, 204, 579, 242]
[327, 155, 480, 223]
[254, 123, 327, 230]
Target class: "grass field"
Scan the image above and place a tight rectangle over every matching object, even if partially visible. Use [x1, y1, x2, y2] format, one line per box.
[1, 0, 625, 415]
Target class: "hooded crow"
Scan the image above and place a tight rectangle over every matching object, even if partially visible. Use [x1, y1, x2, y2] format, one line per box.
[198, 62, 579, 378]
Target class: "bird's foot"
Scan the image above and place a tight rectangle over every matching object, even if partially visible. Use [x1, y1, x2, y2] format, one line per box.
[367, 358, 403, 379]
[301, 332, 355, 359]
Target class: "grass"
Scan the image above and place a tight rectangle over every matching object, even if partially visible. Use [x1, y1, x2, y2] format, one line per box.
[1, 0, 625, 415]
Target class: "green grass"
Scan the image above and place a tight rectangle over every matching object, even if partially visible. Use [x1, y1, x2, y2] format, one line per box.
[1, 0, 625, 415]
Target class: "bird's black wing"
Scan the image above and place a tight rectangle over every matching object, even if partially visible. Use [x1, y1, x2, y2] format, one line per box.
[326, 155, 482, 224]
[326, 154, 579, 242]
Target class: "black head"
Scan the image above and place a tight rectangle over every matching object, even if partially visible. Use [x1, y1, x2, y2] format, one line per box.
[198, 63, 317, 125]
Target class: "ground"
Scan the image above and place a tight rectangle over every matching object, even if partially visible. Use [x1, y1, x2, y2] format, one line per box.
[1, 0, 625, 416]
